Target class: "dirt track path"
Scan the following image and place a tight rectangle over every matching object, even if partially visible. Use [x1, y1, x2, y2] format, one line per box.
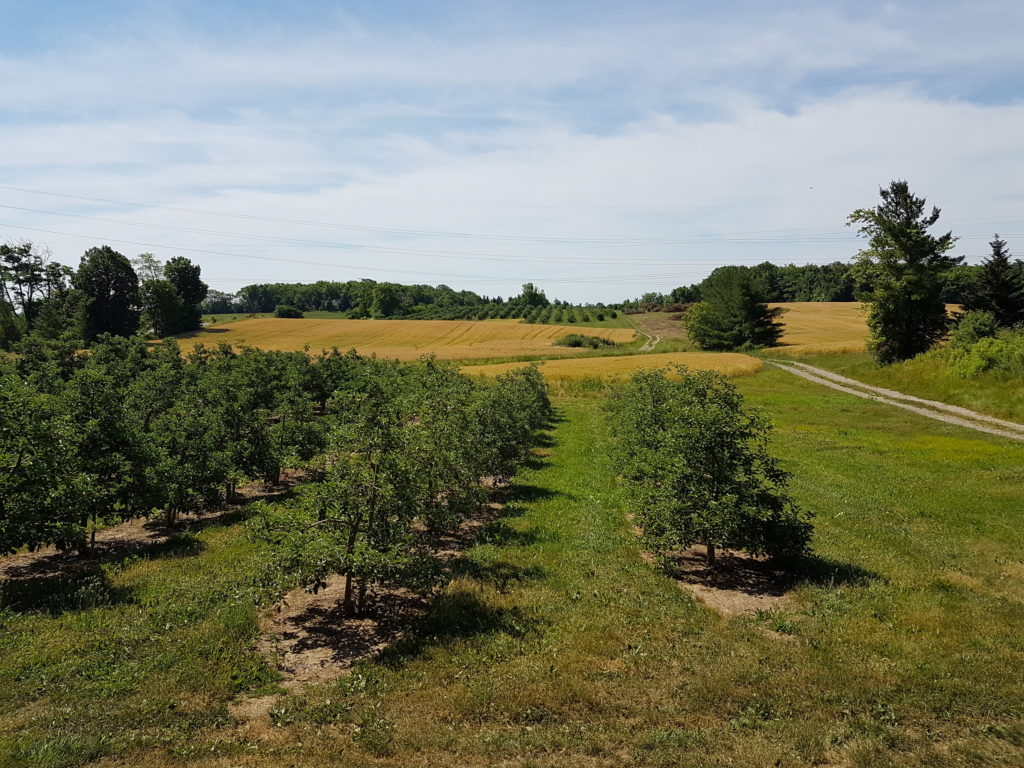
[633, 327, 661, 351]
[768, 360, 1024, 443]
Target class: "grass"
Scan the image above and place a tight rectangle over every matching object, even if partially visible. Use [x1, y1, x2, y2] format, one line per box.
[785, 350, 1024, 423]
[174, 318, 636, 360]
[463, 351, 763, 381]
[4, 369, 1024, 766]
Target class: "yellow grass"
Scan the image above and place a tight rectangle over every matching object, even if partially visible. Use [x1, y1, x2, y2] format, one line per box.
[769, 302, 869, 355]
[464, 351, 763, 380]
[174, 318, 635, 360]
[768, 302, 961, 356]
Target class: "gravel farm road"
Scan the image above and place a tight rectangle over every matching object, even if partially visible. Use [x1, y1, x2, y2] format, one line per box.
[768, 360, 1024, 443]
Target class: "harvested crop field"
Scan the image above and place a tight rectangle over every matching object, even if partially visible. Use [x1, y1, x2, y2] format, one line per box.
[464, 350, 762, 380]
[175, 317, 635, 360]
[769, 301, 870, 355]
[769, 302, 962, 355]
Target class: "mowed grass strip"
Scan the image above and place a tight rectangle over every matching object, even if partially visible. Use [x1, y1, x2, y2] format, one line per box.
[173, 318, 635, 360]
[464, 350, 762, 380]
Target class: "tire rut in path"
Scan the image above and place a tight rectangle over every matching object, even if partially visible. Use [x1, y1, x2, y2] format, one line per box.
[768, 360, 1024, 442]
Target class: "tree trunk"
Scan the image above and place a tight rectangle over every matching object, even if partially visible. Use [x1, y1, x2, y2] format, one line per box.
[706, 541, 716, 567]
[357, 580, 368, 616]
[342, 572, 354, 616]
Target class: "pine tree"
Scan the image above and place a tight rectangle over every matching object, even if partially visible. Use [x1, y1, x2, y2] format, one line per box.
[848, 181, 961, 364]
[684, 266, 783, 351]
[967, 235, 1024, 327]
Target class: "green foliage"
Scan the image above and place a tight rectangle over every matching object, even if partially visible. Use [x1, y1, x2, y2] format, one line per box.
[250, 358, 551, 615]
[949, 329, 1024, 379]
[140, 279, 185, 337]
[273, 304, 304, 318]
[964, 235, 1024, 327]
[949, 310, 999, 351]
[553, 333, 616, 349]
[73, 246, 141, 342]
[0, 299, 24, 350]
[848, 181, 961, 364]
[684, 266, 783, 351]
[607, 366, 810, 564]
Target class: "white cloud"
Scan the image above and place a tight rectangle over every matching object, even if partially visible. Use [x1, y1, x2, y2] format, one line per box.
[1, 3, 1023, 301]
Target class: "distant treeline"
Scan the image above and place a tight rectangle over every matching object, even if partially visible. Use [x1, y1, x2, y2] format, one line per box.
[204, 280, 620, 322]
[622, 261, 986, 309]
[205, 280, 549, 317]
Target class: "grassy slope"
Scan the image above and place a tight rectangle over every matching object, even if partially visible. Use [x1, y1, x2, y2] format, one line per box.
[3, 371, 1024, 766]
[787, 351, 1024, 423]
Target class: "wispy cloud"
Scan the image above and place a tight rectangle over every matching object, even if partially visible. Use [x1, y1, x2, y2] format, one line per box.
[1, 1, 1022, 300]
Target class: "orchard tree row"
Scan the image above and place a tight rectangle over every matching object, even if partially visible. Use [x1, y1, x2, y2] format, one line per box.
[1, 334, 551, 577]
[250, 362, 552, 615]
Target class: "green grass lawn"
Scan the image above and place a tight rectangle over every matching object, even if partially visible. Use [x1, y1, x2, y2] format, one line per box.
[3, 369, 1024, 766]
[785, 351, 1024, 423]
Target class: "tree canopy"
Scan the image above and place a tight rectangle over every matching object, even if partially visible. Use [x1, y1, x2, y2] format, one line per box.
[848, 181, 961, 364]
[684, 266, 783, 351]
[965, 235, 1024, 328]
[73, 246, 141, 342]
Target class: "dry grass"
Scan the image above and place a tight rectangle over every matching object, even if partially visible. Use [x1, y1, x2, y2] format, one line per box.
[769, 302, 962, 356]
[173, 318, 635, 360]
[769, 302, 870, 355]
[464, 350, 762, 380]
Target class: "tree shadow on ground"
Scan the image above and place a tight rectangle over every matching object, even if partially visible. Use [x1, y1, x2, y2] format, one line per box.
[452, 557, 546, 592]
[657, 547, 880, 615]
[374, 586, 542, 670]
[475, 519, 543, 547]
[499, 483, 567, 504]
[0, 475, 302, 615]
[789, 552, 881, 588]
[0, 536, 203, 615]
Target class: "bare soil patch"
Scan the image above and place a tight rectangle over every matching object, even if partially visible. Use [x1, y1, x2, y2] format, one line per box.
[254, 500, 504, 688]
[643, 545, 794, 615]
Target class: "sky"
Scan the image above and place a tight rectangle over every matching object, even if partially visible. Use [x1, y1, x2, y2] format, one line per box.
[2, 0, 1024, 303]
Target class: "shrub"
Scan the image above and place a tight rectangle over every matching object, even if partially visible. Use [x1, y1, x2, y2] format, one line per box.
[950, 329, 1024, 378]
[274, 304, 304, 318]
[949, 310, 998, 351]
[554, 334, 616, 349]
[607, 366, 811, 565]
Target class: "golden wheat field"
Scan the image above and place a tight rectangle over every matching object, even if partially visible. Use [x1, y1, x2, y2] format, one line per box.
[768, 301, 870, 355]
[464, 351, 763, 380]
[175, 317, 636, 360]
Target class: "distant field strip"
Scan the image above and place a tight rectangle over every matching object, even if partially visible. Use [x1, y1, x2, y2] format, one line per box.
[769, 302, 869, 355]
[465, 351, 762, 379]
[176, 318, 635, 360]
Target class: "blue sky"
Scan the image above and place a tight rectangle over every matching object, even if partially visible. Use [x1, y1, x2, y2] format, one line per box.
[2, 1, 1024, 301]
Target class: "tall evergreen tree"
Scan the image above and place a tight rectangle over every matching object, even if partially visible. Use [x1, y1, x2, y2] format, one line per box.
[966, 235, 1024, 327]
[684, 266, 783, 350]
[73, 246, 141, 341]
[848, 181, 961, 364]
